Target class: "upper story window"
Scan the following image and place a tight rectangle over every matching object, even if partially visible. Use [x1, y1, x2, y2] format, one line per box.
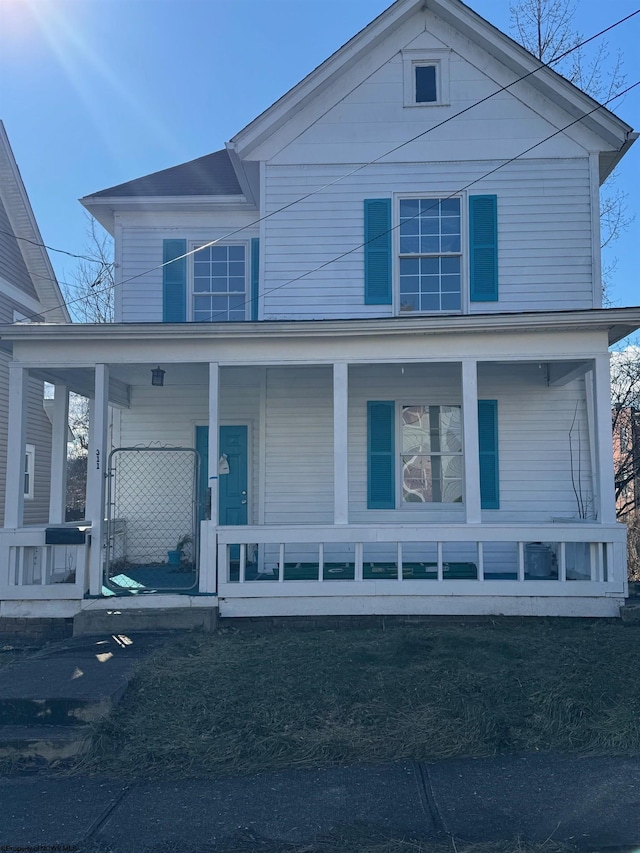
[398, 197, 461, 313]
[402, 49, 450, 107]
[192, 244, 247, 322]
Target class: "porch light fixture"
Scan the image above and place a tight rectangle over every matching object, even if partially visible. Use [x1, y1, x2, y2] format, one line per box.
[151, 366, 165, 387]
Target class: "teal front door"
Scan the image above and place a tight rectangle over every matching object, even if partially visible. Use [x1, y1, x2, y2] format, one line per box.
[196, 425, 248, 525]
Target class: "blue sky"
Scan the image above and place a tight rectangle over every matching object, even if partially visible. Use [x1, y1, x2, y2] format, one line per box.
[0, 0, 638, 308]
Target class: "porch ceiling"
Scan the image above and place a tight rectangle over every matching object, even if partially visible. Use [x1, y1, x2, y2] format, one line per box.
[30, 367, 131, 407]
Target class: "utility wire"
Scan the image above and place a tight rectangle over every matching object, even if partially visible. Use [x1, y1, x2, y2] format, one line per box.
[6, 8, 639, 323]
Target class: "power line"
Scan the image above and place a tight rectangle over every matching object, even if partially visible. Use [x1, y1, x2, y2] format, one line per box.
[8, 7, 639, 323]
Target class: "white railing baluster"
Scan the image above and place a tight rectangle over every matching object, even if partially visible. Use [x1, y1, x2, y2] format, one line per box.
[397, 543, 403, 582]
[318, 543, 324, 583]
[355, 543, 363, 582]
[278, 544, 284, 583]
[518, 542, 525, 581]
[239, 544, 246, 584]
[477, 542, 484, 582]
[437, 542, 443, 582]
[559, 542, 566, 582]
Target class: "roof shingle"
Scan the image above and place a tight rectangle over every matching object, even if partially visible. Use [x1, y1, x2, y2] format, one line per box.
[86, 149, 242, 198]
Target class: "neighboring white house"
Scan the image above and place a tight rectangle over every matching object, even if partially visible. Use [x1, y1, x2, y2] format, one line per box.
[0, 122, 69, 533]
[1, 0, 639, 622]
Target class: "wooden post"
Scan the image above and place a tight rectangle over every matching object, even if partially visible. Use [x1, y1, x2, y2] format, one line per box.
[49, 384, 69, 524]
[4, 365, 28, 528]
[200, 362, 220, 594]
[462, 359, 481, 524]
[87, 365, 109, 596]
[333, 362, 349, 525]
[593, 355, 616, 524]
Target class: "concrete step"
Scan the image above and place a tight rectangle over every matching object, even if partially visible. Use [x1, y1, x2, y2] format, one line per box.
[73, 605, 217, 636]
[0, 724, 90, 761]
[620, 601, 640, 624]
[0, 633, 168, 760]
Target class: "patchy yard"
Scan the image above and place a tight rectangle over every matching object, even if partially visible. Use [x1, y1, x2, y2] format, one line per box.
[79, 619, 640, 779]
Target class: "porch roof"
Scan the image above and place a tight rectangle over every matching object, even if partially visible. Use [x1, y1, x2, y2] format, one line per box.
[1, 307, 639, 347]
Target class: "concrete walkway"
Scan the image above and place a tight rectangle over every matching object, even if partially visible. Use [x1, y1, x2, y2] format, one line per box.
[1, 753, 640, 851]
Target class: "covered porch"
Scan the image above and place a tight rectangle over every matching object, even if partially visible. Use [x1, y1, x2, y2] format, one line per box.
[0, 312, 633, 618]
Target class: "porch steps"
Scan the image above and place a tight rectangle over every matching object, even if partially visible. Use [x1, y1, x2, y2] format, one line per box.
[0, 633, 166, 763]
[73, 605, 218, 637]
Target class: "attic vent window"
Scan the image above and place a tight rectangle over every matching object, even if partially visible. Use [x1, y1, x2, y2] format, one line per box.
[402, 50, 450, 108]
[415, 65, 437, 103]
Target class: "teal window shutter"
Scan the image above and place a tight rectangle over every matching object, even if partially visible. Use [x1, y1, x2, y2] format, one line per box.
[163, 239, 187, 322]
[469, 195, 498, 302]
[367, 401, 395, 509]
[364, 199, 392, 305]
[250, 237, 259, 321]
[478, 399, 499, 509]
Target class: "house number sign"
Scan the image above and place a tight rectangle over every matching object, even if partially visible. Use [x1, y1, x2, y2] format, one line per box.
[96, 449, 100, 470]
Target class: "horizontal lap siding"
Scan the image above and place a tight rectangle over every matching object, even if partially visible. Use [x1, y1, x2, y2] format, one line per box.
[0, 197, 37, 299]
[118, 221, 259, 323]
[478, 363, 592, 522]
[263, 158, 593, 319]
[264, 367, 334, 524]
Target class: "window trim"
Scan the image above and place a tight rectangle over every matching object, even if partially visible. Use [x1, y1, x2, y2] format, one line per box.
[402, 49, 451, 107]
[393, 192, 469, 316]
[188, 240, 250, 323]
[396, 402, 464, 508]
[24, 444, 35, 501]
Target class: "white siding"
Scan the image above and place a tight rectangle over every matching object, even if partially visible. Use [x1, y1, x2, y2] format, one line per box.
[264, 367, 334, 524]
[478, 363, 592, 523]
[116, 215, 259, 324]
[262, 158, 593, 320]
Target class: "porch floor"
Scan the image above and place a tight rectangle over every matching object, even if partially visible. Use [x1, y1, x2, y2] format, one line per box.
[105, 565, 198, 595]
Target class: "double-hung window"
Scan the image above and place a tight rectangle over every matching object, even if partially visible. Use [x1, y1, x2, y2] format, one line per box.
[399, 198, 462, 313]
[192, 244, 247, 322]
[401, 405, 463, 503]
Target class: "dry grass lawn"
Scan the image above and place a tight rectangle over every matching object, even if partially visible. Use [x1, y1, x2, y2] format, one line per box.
[77, 619, 640, 780]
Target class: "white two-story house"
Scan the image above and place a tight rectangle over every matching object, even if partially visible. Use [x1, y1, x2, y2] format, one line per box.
[1, 0, 639, 624]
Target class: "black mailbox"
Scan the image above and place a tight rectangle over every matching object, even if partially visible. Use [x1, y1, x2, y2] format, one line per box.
[45, 527, 87, 545]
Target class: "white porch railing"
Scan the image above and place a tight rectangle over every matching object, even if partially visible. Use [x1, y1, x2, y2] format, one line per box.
[0, 527, 89, 600]
[216, 523, 627, 598]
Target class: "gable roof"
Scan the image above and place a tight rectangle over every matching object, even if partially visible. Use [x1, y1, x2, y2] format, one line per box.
[229, 0, 634, 172]
[87, 149, 243, 199]
[0, 121, 70, 323]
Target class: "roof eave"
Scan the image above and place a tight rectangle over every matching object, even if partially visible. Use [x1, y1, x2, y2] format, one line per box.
[2, 307, 639, 347]
[81, 194, 253, 234]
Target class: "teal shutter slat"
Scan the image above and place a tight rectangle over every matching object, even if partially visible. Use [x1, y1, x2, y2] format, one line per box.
[364, 199, 392, 305]
[250, 237, 259, 321]
[163, 239, 187, 322]
[478, 399, 499, 509]
[367, 401, 395, 509]
[469, 195, 498, 302]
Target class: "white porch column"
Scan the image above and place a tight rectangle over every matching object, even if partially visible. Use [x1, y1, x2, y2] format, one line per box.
[4, 365, 28, 528]
[87, 365, 109, 596]
[593, 355, 617, 523]
[48, 384, 69, 524]
[462, 359, 481, 524]
[333, 362, 349, 525]
[200, 362, 220, 594]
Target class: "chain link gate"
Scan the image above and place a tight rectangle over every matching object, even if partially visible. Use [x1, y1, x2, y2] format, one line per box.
[105, 447, 201, 593]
